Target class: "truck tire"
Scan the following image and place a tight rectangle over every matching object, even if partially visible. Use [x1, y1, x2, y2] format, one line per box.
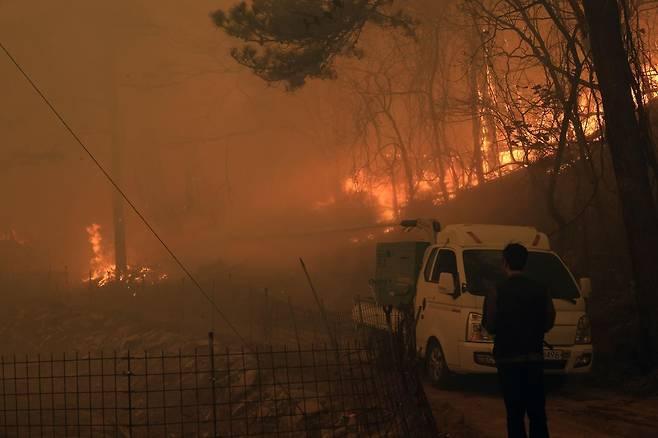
[426, 339, 451, 387]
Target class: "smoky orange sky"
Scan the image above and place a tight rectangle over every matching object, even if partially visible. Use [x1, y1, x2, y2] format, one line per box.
[0, 1, 365, 279]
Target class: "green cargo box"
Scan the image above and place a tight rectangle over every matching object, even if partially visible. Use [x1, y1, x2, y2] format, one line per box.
[373, 241, 430, 307]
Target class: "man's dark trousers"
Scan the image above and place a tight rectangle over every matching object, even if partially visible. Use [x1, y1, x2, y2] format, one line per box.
[497, 361, 549, 438]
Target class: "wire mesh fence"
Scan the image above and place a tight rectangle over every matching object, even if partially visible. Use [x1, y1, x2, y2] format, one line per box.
[0, 333, 438, 437]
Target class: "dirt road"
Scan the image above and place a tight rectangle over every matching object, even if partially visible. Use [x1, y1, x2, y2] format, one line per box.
[425, 376, 658, 438]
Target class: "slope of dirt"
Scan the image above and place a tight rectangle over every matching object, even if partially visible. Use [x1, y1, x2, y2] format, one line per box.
[426, 376, 658, 438]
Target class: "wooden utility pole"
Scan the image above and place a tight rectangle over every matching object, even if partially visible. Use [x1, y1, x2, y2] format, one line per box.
[110, 63, 127, 277]
[102, 3, 137, 279]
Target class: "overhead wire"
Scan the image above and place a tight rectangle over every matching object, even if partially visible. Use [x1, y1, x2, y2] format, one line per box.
[0, 41, 250, 347]
[220, 222, 397, 242]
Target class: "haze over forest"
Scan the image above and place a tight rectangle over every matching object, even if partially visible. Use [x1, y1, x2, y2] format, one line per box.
[1, 1, 369, 285]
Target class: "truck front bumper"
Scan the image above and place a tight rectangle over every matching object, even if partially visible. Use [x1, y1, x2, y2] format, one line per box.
[454, 342, 593, 374]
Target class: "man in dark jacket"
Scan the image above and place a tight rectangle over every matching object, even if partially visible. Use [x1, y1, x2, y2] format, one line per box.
[483, 243, 556, 438]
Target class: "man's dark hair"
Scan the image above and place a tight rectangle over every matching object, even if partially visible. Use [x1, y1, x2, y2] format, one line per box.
[503, 243, 528, 270]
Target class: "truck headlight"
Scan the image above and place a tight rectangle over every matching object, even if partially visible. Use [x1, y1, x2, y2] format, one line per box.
[467, 313, 493, 343]
[575, 315, 592, 344]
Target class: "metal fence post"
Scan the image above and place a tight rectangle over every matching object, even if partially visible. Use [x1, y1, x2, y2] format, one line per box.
[263, 288, 270, 344]
[248, 288, 254, 344]
[144, 351, 150, 436]
[356, 296, 364, 325]
[287, 294, 301, 346]
[74, 351, 79, 435]
[299, 258, 337, 350]
[127, 351, 133, 437]
[63, 353, 68, 436]
[1, 356, 5, 434]
[38, 353, 43, 437]
[208, 332, 218, 437]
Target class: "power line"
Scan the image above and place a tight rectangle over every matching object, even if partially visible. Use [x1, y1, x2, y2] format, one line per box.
[0, 41, 249, 346]
[221, 222, 397, 242]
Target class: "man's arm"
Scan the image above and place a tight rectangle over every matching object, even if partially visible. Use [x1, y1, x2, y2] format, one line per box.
[482, 288, 498, 334]
[544, 290, 556, 332]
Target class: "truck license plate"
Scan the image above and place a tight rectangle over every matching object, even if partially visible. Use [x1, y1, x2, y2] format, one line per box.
[543, 349, 563, 361]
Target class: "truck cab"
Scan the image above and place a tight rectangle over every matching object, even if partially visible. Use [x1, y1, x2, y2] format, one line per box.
[414, 224, 592, 385]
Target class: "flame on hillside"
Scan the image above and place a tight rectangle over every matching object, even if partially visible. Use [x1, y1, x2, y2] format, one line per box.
[342, 170, 399, 222]
[312, 55, 658, 229]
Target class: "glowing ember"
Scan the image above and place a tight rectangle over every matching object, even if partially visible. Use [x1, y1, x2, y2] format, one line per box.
[498, 149, 525, 171]
[85, 223, 114, 286]
[84, 223, 167, 288]
[417, 171, 437, 194]
[643, 64, 658, 103]
[343, 170, 399, 222]
[312, 196, 336, 210]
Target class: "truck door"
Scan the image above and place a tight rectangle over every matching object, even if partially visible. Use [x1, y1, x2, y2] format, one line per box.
[416, 247, 438, 351]
[425, 249, 463, 368]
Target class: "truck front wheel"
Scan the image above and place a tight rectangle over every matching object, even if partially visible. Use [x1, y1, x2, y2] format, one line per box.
[426, 339, 451, 387]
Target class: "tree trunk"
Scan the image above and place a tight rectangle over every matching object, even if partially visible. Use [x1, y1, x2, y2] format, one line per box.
[390, 163, 400, 221]
[468, 29, 486, 186]
[583, 0, 658, 368]
[473, 20, 500, 176]
[382, 109, 416, 204]
[427, 25, 450, 203]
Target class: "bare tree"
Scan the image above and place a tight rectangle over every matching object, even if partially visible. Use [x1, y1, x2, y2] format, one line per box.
[464, 0, 600, 227]
[213, 0, 658, 362]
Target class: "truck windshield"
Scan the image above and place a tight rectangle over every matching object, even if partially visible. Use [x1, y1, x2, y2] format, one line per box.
[462, 250, 580, 300]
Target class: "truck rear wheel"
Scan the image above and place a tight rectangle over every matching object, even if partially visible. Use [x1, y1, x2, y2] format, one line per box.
[426, 340, 451, 387]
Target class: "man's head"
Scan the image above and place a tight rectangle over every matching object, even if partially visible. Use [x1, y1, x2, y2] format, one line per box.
[502, 243, 528, 275]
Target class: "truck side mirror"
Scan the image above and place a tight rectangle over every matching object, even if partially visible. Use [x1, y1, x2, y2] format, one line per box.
[579, 277, 592, 299]
[438, 272, 455, 296]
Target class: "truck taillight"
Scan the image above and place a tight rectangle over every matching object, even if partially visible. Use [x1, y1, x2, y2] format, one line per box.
[575, 315, 592, 344]
[466, 313, 493, 343]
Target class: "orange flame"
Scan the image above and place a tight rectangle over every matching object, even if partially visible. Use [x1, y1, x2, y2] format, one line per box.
[84, 223, 167, 288]
[343, 170, 399, 222]
[85, 223, 116, 287]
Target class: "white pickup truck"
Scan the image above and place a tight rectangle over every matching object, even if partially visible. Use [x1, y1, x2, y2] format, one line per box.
[357, 222, 593, 386]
